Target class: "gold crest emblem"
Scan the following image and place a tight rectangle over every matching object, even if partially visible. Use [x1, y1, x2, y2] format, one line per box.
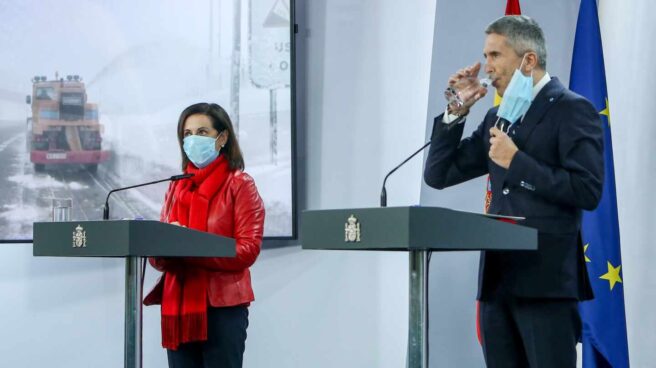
[72, 225, 87, 248]
[344, 214, 361, 243]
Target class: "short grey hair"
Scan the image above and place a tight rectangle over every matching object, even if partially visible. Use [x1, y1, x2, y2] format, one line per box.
[485, 15, 547, 69]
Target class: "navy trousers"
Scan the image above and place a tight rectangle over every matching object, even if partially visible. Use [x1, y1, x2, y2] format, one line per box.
[479, 295, 581, 368]
[167, 306, 249, 368]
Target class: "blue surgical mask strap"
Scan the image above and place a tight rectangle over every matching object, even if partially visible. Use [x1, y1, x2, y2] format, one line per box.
[495, 53, 535, 131]
[519, 53, 533, 78]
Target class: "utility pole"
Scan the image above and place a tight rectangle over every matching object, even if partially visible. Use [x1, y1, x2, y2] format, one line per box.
[230, 0, 242, 133]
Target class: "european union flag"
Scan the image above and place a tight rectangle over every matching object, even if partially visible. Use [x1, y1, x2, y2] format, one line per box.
[569, 0, 630, 367]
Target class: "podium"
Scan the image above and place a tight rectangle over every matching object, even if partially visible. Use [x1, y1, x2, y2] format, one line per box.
[33, 220, 236, 368]
[301, 206, 537, 368]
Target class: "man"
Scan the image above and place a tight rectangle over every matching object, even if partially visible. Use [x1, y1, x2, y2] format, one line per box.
[423, 16, 604, 367]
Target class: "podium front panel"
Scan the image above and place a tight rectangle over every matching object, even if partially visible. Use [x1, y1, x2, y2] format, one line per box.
[301, 206, 537, 251]
[33, 220, 236, 257]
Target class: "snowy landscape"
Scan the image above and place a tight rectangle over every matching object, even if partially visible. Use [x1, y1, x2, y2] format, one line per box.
[0, 0, 294, 240]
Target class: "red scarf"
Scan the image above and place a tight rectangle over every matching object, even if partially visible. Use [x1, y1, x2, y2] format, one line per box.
[161, 155, 230, 350]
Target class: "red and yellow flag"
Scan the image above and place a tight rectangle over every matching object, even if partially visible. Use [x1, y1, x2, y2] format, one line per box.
[506, 0, 522, 16]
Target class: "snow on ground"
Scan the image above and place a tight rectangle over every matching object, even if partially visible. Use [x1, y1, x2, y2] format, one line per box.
[67, 182, 89, 190]
[0, 204, 42, 223]
[0, 3, 295, 237]
[8, 174, 88, 191]
[8, 174, 66, 189]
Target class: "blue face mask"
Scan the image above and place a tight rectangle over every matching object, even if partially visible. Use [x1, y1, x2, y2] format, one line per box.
[497, 55, 533, 125]
[183, 135, 220, 168]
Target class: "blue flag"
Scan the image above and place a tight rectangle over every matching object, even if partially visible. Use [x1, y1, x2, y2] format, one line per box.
[569, 0, 630, 367]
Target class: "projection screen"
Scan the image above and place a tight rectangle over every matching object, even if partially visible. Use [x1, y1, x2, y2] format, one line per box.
[0, 0, 295, 241]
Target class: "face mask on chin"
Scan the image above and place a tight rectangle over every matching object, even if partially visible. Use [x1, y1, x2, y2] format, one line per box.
[496, 54, 533, 125]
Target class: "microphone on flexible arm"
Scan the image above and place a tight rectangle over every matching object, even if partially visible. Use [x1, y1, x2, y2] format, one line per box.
[380, 139, 435, 367]
[102, 173, 194, 220]
[380, 141, 432, 207]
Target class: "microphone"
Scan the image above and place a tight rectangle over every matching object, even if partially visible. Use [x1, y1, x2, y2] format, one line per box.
[380, 141, 432, 207]
[102, 174, 194, 220]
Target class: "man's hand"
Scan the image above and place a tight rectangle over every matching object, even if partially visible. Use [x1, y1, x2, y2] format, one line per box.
[170, 221, 186, 227]
[489, 126, 518, 169]
[446, 62, 488, 116]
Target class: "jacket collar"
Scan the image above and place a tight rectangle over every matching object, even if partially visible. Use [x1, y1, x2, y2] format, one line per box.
[512, 77, 566, 150]
[532, 72, 551, 100]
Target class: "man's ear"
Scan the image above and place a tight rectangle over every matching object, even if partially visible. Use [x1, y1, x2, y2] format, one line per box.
[525, 52, 539, 72]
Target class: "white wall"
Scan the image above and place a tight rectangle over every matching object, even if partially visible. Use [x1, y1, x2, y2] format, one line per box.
[0, 245, 126, 366]
[599, 1, 656, 366]
[245, 1, 436, 367]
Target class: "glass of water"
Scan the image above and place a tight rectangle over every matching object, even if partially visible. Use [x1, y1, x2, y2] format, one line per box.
[445, 76, 491, 109]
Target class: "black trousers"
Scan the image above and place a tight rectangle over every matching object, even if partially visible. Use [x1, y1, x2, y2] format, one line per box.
[479, 295, 581, 368]
[167, 306, 249, 368]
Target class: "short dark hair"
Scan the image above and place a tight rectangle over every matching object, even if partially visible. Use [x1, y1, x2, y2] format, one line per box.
[486, 15, 547, 69]
[176, 102, 245, 171]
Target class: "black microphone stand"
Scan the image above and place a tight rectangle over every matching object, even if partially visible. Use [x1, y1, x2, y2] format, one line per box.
[379, 140, 433, 367]
[100, 172, 192, 368]
[380, 141, 431, 207]
[103, 174, 193, 220]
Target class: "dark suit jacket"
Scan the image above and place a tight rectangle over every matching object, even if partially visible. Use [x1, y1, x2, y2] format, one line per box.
[424, 77, 603, 301]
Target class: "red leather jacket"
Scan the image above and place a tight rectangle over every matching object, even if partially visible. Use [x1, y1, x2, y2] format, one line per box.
[144, 170, 265, 307]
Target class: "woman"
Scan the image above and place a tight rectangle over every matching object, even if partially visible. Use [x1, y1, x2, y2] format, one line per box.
[144, 102, 265, 368]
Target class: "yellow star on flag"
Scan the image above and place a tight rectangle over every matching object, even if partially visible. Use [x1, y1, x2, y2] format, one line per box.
[599, 261, 623, 290]
[599, 98, 609, 116]
[599, 98, 610, 125]
[584, 243, 591, 263]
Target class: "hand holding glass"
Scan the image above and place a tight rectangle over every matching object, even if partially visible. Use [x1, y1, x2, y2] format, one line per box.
[444, 62, 491, 110]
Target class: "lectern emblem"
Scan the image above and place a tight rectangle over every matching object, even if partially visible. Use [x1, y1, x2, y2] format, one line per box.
[72, 225, 87, 248]
[344, 215, 361, 243]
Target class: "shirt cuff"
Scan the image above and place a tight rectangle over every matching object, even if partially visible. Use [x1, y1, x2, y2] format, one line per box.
[442, 107, 466, 124]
